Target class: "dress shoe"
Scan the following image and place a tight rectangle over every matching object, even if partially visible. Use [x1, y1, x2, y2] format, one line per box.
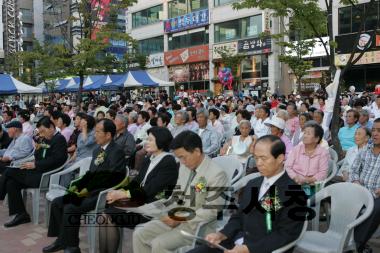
[42, 240, 64, 253]
[64, 247, 81, 253]
[4, 212, 30, 227]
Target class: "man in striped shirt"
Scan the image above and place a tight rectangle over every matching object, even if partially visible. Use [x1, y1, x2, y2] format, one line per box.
[350, 118, 380, 253]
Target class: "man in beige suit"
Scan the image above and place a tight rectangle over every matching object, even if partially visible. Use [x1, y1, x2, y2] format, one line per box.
[133, 130, 228, 253]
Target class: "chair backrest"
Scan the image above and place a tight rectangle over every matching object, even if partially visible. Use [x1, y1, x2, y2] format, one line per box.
[79, 157, 92, 176]
[212, 156, 243, 185]
[329, 147, 339, 163]
[320, 160, 338, 188]
[245, 155, 257, 173]
[231, 172, 261, 193]
[314, 182, 374, 251]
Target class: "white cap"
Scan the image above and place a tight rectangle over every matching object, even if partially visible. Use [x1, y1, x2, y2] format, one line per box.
[296, 95, 301, 99]
[246, 104, 255, 113]
[265, 116, 285, 130]
[34, 104, 40, 108]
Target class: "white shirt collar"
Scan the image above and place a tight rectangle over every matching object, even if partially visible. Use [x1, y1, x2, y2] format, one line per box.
[101, 142, 111, 151]
[262, 169, 286, 188]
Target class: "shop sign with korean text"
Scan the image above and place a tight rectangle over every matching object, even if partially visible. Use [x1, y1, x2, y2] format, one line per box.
[146, 53, 164, 68]
[164, 45, 209, 65]
[238, 37, 272, 55]
[164, 9, 209, 34]
[213, 42, 238, 59]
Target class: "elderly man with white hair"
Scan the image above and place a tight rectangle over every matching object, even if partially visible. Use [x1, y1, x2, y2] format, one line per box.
[196, 108, 220, 157]
[171, 110, 189, 137]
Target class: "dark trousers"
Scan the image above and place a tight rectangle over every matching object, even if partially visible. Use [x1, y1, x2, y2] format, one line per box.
[0, 161, 10, 174]
[186, 240, 235, 253]
[47, 194, 98, 247]
[0, 168, 40, 215]
[354, 197, 380, 250]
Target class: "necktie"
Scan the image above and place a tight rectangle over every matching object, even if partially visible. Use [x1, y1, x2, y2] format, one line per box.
[178, 170, 196, 205]
[259, 181, 271, 200]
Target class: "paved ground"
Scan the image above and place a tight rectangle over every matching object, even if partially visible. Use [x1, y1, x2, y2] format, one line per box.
[0, 195, 134, 253]
[0, 194, 379, 253]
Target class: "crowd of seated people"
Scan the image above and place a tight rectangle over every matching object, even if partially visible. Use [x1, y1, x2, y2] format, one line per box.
[0, 91, 378, 253]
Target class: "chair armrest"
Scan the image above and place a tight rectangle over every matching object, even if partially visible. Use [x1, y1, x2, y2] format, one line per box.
[40, 157, 70, 191]
[94, 188, 114, 213]
[48, 160, 85, 189]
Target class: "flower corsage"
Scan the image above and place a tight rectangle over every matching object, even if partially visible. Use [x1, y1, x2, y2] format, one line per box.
[194, 177, 207, 193]
[40, 143, 50, 159]
[260, 187, 282, 233]
[94, 150, 106, 166]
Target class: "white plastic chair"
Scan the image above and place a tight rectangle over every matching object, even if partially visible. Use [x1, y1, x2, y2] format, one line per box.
[295, 182, 374, 253]
[88, 166, 130, 253]
[44, 157, 92, 226]
[212, 156, 244, 185]
[273, 218, 308, 253]
[311, 159, 338, 230]
[22, 157, 70, 225]
[231, 172, 261, 193]
[328, 147, 339, 163]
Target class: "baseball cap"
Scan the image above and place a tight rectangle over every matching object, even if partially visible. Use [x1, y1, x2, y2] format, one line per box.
[6, 121, 23, 129]
[265, 117, 285, 130]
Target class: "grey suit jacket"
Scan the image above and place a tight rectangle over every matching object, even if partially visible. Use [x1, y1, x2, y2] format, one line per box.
[166, 156, 228, 231]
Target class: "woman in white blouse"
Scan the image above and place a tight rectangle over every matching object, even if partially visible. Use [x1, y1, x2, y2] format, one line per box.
[220, 120, 255, 164]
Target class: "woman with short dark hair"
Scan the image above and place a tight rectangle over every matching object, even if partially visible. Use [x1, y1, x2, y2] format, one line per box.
[99, 127, 178, 253]
[72, 114, 97, 162]
[285, 122, 330, 186]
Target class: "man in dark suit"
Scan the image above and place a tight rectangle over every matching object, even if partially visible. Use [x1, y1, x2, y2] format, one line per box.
[188, 135, 308, 253]
[43, 118, 126, 253]
[0, 116, 68, 227]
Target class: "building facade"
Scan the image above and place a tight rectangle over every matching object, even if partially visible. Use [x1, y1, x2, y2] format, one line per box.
[126, 0, 282, 96]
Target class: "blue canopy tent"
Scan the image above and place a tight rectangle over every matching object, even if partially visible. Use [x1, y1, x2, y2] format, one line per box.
[103, 71, 174, 89]
[0, 74, 42, 94]
[83, 75, 113, 91]
[56, 77, 80, 92]
[63, 75, 104, 92]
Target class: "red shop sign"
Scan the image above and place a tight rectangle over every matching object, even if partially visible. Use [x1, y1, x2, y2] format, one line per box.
[164, 45, 209, 65]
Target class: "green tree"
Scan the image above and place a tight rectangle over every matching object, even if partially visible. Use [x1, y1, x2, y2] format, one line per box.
[278, 39, 314, 92]
[234, 0, 377, 158]
[17, 0, 137, 104]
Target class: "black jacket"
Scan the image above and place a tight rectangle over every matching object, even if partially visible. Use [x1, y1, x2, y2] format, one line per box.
[120, 154, 179, 204]
[220, 172, 307, 253]
[24, 132, 68, 187]
[74, 140, 126, 193]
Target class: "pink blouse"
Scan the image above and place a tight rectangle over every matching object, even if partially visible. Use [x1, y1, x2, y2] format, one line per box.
[285, 142, 329, 181]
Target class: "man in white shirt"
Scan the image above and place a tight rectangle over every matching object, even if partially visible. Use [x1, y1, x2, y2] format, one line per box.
[370, 95, 380, 120]
[188, 135, 308, 253]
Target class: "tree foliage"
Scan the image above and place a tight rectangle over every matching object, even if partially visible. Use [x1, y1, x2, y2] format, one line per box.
[278, 39, 314, 92]
[234, 0, 376, 159]
[15, 0, 138, 104]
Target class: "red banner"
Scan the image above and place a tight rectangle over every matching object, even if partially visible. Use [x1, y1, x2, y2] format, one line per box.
[164, 45, 209, 65]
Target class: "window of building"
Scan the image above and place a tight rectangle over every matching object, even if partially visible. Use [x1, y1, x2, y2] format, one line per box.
[138, 36, 164, 55]
[20, 8, 33, 20]
[241, 54, 268, 79]
[168, 0, 208, 18]
[214, 15, 262, 43]
[214, 0, 237, 6]
[132, 5, 163, 28]
[22, 25, 33, 38]
[168, 30, 208, 50]
[338, 2, 379, 34]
